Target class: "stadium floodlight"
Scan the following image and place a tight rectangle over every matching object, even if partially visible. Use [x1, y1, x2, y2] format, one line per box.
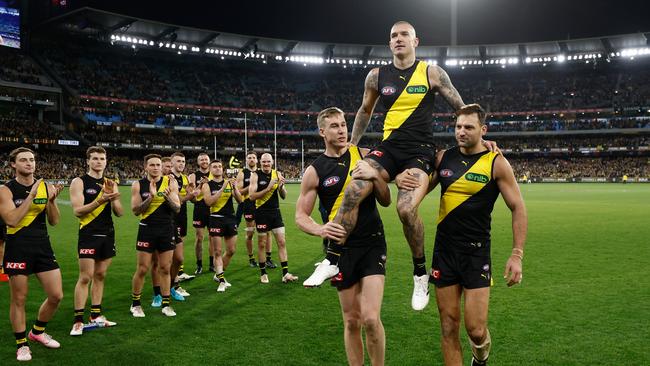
[445, 59, 458, 66]
[557, 55, 566, 63]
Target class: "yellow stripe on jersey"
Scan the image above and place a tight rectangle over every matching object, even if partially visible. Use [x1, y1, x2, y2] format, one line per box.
[255, 170, 278, 208]
[79, 180, 108, 229]
[210, 181, 233, 213]
[179, 174, 189, 196]
[436, 152, 499, 225]
[383, 61, 430, 141]
[195, 172, 212, 201]
[141, 176, 170, 220]
[7, 180, 48, 235]
[328, 145, 362, 221]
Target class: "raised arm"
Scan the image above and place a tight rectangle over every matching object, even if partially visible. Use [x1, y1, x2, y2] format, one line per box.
[429, 65, 465, 111]
[45, 183, 63, 226]
[494, 155, 528, 287]
[235, 170, 248, 196]
[229, 178, 243, 203]
[163, 177, 181, 213]
[277, 172, 287, 200]
[350, 68, 380, 145]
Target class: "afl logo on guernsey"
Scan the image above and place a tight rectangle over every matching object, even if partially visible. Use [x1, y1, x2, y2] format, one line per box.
[85, 188, 98, 195]
[142, 192, 150, 198]
[13, 199, 24, 206]
[440, 169, 454, 178]
[381, 86, 396, 96]
[323, 176, 340, 187]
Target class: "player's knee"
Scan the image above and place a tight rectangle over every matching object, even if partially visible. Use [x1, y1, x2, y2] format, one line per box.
[362, 313, 382, 332]
[226, 247, 235, 257]
[136, 264, 149, 276]
[466, 324, 487, 344]
[93, 270, 107, 282]
[396, 203, 417, 223]
[48, 291, 64, 305]
[343, 313, 362, 332]
[78, 272, 92, 285]
[440, 313, 461, 339]
[11, 292, 27, 307]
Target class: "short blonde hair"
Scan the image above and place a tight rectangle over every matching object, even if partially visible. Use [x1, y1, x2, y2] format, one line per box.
[316, 107, 345, 129]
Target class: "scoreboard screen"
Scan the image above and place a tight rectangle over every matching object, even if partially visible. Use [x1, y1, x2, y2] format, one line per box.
[0, 0, 20, 49]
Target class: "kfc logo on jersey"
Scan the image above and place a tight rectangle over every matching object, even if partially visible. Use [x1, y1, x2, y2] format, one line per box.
[431, 269, 441, 279]
[85, 188, 98, 195]
[381, 86, 397, 96]
[5, 262, 26, 270]
[137, 241, 150, 248]
[13, 199, 24, 206]
[323, 176, 340, 187]
[440, 169, 454, 178]
[79, 248, 96, 255]
[368, 150, 383, 158]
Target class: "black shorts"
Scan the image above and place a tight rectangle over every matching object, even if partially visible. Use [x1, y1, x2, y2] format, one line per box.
[331, 239, 387, 290]
[136, 223, 175, 253]
[78, 230, 117, 260]
[365, 139, 436, 180]
[209, 215, 238, 237]
[430, 240, 492, 289]
[255, 209, 284, 233]
[3, 235, 60, 276]
[175, 213, 188, 238]
[192, 203, 210, 228]
[242, 199, 255, 222]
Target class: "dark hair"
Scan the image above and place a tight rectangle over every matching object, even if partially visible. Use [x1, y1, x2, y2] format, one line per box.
[171, 152, 185, 159]
[456, 103, 487, 125]
[9, 147, 35, 163]
[86, 146, 107, 159]
[161, 157, 172, 163]
[210, 160, 223, 166]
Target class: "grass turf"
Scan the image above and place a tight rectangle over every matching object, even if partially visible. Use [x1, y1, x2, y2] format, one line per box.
[1, 183, 649, 365]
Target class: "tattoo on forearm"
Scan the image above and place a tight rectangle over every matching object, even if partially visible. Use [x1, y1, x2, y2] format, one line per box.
[438, 67, 464, 110]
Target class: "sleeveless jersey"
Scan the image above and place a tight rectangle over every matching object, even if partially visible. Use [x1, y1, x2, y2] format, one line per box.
[173, 172, 189, 218]
[78, 174, 113, 234]
[193, 169, 210, 207]
[139, 176, 174, 225]
[5, 179, 48, 238]
[310, 145, 384, 244]
[436, 147, 500, 244]
[255, 169, 279, 211]
[241, 168, 255, 200]
[378, 60, 436, 145]
[207, 180, 235, 217]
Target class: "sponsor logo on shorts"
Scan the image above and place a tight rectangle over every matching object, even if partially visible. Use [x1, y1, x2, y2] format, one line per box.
[440, 169, 454, 178]
[256, 224, 268, 230]
[331, 272, 343, 282]
[210, 227, 222, 233]
[381, 86, 397, 96]
[368, 150, 383, 158]
[431, 269, 441, 279]
[482, 264, 490, 271]
[322, 176, 340, 187]
[381, 254, 387, 262]
[85, 188, 98, 195]
[465, 172, 489, 183]
[79, 248, 96, 255]
[5, 262, 26, 270]
[137, 241, 150, 248]
[244, 214, 254, 219]
[406, 85, 428, 94]
[193, 220, 202, 226]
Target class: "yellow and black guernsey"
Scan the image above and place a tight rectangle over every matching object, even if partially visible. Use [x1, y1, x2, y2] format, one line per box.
[5, 179, 48, 238]
[255, 169, 279, 212]
[207, 179, 235, 218]
[310, 145, 384, 246]
[436, 147, 500, 245]
[378, 60, 436, 145]
[241, 168, 254, 201]
[139, 176, 174, 225]
[78, 175, 113, 234]
[193, 169, 210, 209]
[173, 172, 190, 218]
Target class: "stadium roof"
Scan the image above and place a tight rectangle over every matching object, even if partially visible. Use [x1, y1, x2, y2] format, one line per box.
[38, 7, 650, 65]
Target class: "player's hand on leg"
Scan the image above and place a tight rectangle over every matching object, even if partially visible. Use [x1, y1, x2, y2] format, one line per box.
[395, 169, 421, 191]
[503, 255, 523, 287]
[319, 221, 346, 242]
[351, 160, 378, 180]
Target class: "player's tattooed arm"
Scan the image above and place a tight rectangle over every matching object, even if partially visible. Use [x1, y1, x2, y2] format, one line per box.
[430, 65, 465, 111]
[131, 181, 153, 216]
[351, 68, 380, 146]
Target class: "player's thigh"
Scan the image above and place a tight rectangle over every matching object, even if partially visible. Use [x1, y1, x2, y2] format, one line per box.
[397, 168, 430, 208]
[434, 284, 463, 320]
[35, 268, 63, 298]
[463, 287, 490, 331]
[358, 275, 385, 317]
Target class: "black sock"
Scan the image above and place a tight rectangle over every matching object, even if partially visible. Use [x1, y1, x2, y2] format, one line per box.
[209, 256, 214, 267]
[215, 271, 225, 283]
[74, 308, 84, 323]
[172, 280, 179, 289]
[248, 253, 254, 261]
[153, 286, 161, 296]
[325, 240, 343, 266]
[413, 256, 427, 276]
[15, 331, 27, 349]
[90, 304, 102, 320]
[132, 293, 142, 307]
[259, 261, 267, 275]
[266, 252, 272, 262]
[161, 295, 170, 308]
[31, 320, 47, 335]
[197, 259, 203, 268]
[281, 261, 288, 276]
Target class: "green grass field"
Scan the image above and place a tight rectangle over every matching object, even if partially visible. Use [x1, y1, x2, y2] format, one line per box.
[1, 183, 649, 365]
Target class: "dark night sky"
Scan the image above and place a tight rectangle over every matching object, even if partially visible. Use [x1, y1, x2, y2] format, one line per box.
[75, 0, 650, 46]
